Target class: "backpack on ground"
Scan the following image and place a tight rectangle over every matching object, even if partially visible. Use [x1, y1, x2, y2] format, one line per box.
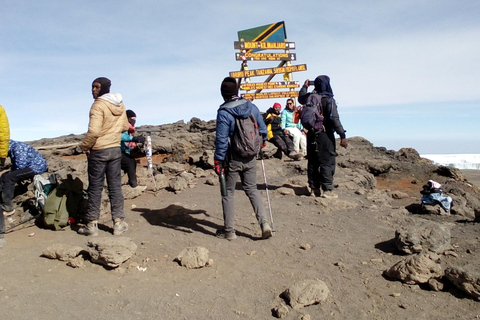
[300, 94, 325, 133]
[33, 173, 61, 214]
[43, 176, 84, 231]
[231, 114, 263, 159]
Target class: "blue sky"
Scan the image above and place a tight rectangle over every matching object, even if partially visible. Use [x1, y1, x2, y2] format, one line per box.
[2, 1, 479, 154]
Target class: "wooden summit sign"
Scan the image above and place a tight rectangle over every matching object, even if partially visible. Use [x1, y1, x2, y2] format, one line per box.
[230, 21, 307, 100]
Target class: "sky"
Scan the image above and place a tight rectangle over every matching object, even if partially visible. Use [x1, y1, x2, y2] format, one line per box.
[2, 0, 479, 154]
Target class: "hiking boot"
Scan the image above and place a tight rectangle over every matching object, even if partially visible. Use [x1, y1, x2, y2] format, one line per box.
[261, 222, 273, 239]
[3, 209, 15, 217]
[287, 151, 303, 161]
[0, 238, 5, 248]
[2, 203, 14, 213]
[132, 185, 147, 192]
[77, 220, 99, 236]
[309, 187, 322, 197]
[216, 228, 237, 241]
[322, 190, 338, 199]
[113, 218, 128, 236]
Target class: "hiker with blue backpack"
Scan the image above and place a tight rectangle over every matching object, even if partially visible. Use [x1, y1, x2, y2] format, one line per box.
[0, 140, 48, 247]
[213, 77, 272, 241]
[298, 75, 347, 198]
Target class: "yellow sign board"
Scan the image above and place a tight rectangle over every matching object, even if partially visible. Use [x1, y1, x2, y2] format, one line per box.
[242, 91, 299, 100]
[230, 64, 307, 78]
[236, 52, 296, 61]
[234, 41, 295, 50]
[240, 81, 299, 91]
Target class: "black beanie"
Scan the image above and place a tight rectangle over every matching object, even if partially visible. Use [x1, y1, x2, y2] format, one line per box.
[220, 77, 238, 100]
[93, 77, 111, 97]
[126, 109, 136, 118]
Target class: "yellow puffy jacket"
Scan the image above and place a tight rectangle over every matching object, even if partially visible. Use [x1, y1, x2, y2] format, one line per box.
[0, 105, 10, 159]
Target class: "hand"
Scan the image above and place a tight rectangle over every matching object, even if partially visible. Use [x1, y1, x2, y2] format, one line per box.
[132, 136, 146, 144]
[340, 138, 348, 149]
[304, 79, 310, 87]
[214, 160, 224, 175]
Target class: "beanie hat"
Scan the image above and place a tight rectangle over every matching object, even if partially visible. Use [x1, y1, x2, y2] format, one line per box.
[126, 110, 136, 118]
[93, 77, 111, 97]
[273, 103, 282, 109]
[220, 77, 238, 100]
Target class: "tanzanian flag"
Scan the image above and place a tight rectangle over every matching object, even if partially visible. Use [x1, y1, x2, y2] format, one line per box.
[238, 21, 287, 53]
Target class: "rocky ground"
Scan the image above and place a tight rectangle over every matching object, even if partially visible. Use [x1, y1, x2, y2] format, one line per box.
[1, 118, 480, 320]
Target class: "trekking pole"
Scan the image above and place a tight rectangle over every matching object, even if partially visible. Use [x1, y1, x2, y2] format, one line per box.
[137, 129, 161, 193]
[260, 153, 275, 233]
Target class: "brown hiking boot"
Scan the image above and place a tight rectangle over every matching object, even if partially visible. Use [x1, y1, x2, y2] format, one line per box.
[113, 218, 128, 236]
[322, 190, 338, 199]
[261, 222, 272, 239]
[216, 228, 237, 240]
[77, 220, 99, 236]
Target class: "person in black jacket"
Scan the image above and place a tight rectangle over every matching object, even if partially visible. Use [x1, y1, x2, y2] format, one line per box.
[298, 75, 347, 198]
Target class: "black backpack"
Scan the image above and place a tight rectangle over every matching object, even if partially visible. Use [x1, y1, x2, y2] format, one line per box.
[300, 94, 325, 133]
[231, 114, 263, 159]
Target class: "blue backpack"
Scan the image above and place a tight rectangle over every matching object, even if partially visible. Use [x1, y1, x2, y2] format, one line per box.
[300, 94, 325, 133]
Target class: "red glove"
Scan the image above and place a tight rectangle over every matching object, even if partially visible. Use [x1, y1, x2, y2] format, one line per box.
[214, 160, 224, 175]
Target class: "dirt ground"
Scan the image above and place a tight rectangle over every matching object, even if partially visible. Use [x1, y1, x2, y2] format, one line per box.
[1, 160, 480, 320]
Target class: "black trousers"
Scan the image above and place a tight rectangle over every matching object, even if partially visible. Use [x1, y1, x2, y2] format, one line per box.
[86, 148, 124, 222]
[307, 132, 336, 191]
[269, 133, 295, 159]
[121, 152, 138, 187]
[0, 168, 36, 237]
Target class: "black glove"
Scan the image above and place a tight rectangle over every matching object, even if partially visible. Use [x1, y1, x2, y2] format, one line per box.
[132, 136, 146, 144]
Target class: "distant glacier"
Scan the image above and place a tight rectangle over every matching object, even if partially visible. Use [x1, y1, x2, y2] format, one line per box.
[421, 154, 480, 170]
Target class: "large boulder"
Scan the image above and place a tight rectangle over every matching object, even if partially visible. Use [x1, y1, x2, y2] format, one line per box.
[394, 220, 452, 254]
[445, 266, 480, 300]
[42, 243, 84, 261]
[87, 237, 137, 268]
[383, 252, 443, 285]
[283, 279, 330, 309]
[175, 246, 212, 269]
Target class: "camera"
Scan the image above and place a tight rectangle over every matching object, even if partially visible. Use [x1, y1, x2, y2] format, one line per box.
[308, 80, 315, 86]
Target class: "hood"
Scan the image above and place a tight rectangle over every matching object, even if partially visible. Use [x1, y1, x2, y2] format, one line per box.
[314, 75, 334, 97]
[220, 98, 253, 119]
[97, 93, 125, 116]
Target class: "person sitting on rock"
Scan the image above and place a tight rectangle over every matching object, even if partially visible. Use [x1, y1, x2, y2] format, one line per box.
[281, 98, 307, 156]
[264, 103, 302, 160]
[0, 140, 48, 247]
[121, 109, 146, 191]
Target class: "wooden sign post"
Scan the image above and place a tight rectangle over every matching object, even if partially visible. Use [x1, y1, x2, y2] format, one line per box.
[229, 22, 307, 101]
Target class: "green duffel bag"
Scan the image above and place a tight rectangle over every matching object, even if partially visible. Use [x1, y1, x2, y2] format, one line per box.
[43, 177, 84, 231]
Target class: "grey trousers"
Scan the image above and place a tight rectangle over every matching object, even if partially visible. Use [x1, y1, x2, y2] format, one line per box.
[221, 157, 268, 233]
[85, 147, 124, 222]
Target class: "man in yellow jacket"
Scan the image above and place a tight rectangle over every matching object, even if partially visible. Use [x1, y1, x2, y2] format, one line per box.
[0, 105, 9, 248]
[78, 77, 129, 236]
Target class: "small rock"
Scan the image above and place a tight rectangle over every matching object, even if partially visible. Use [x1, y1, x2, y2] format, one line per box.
[42, 244, 84, 262]
[300, 244, 311, 250]
[283, 279, 330, 309]
[272, 303, 289, 318]
[175, 246, 211, 269]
